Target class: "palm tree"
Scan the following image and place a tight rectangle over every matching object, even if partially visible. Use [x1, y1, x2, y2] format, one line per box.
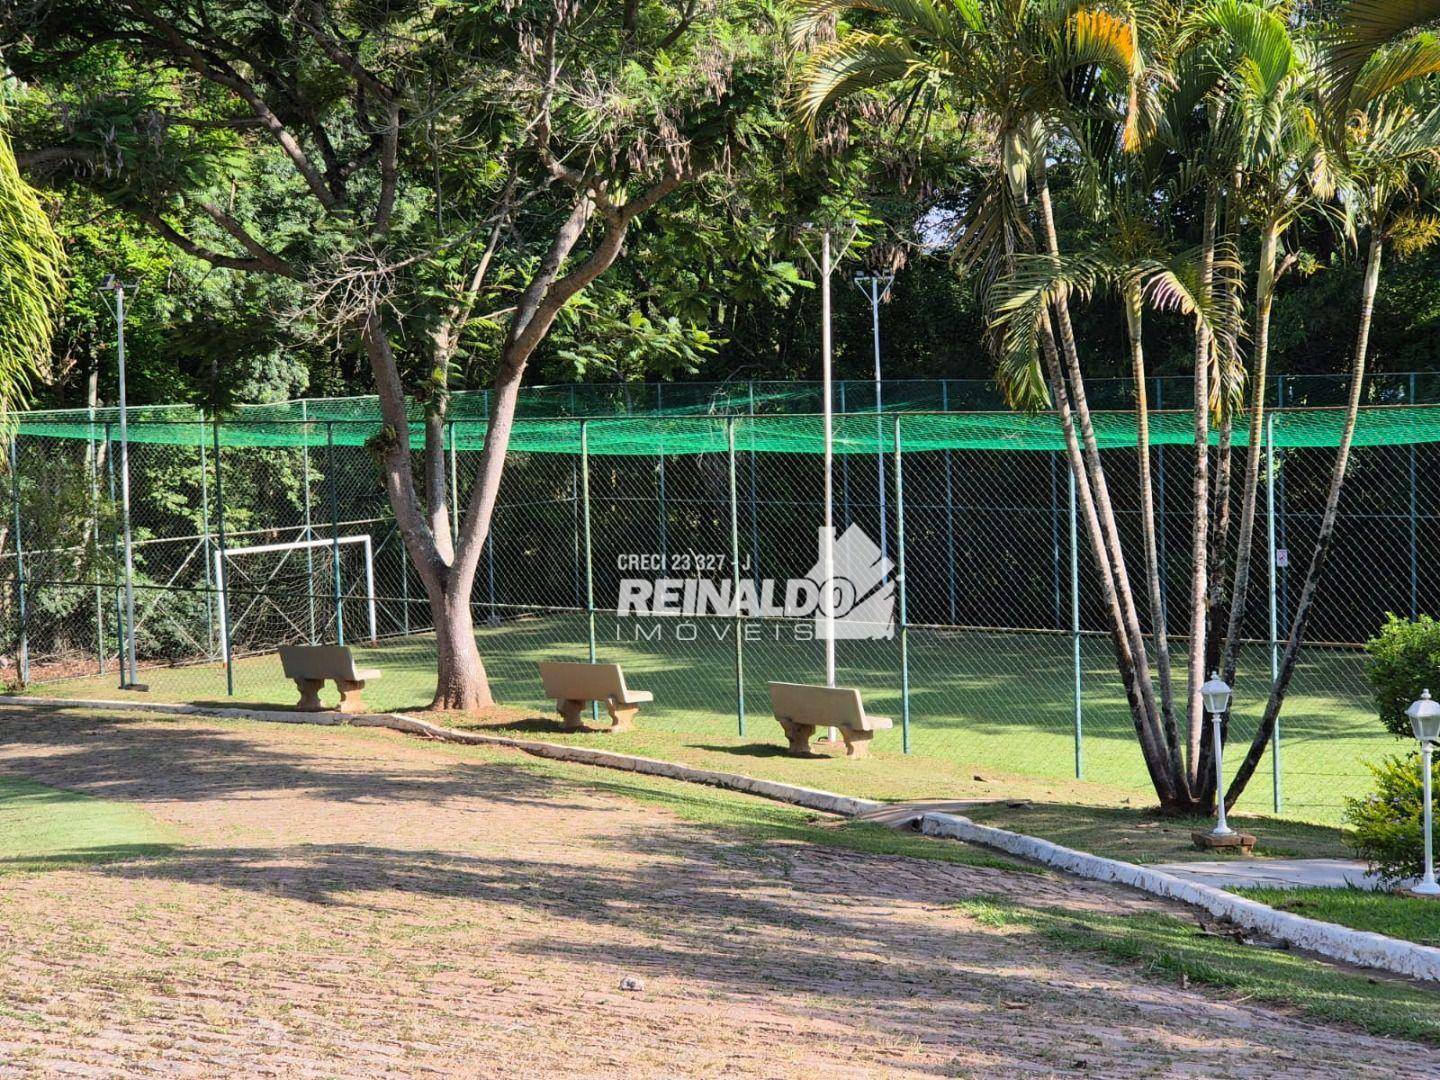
[0, 104, 64, 413]
[1227, 26, 1440, 800]
[793, 0, 1202, 807]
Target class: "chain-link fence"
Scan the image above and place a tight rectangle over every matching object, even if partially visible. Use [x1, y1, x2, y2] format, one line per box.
[2, 378, 1435, 824]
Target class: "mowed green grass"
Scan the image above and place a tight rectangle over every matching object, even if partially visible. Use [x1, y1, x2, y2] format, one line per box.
[0, 775, 177, 873]
[31, 613, 1406, 824]
[1230, 887, 1440, 947]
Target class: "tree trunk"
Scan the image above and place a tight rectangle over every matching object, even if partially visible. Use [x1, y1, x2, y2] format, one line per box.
[1187, 183, 1219, 787]
[1227, 229, 1384, 803]
[1030, 166, 1186, 808]
[1125, 284, 1182, 780]
[1203, 220, 1282, 804]
[431, 591, 492, 710]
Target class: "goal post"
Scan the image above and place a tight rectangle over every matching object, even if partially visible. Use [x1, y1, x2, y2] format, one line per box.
[213, 534, 377, 651]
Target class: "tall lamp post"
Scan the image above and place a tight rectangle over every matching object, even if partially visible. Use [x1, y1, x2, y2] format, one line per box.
[1405, 689, 1440, 897]
[97, 275, 144, 691]
[853, 272, 894, 559]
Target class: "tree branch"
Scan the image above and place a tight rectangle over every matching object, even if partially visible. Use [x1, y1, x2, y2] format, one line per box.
[135, 208, 298, 278]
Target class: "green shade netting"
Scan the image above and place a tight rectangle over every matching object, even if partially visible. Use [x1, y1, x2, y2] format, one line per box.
[10, 402, 1440, 454]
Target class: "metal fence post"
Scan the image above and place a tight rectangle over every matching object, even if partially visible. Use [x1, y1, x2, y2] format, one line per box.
[1266, 412, 1282, 812]
[87, 410, 104, 674]
[941, 380, 956, 623]
[747, 382, 760, 587]
[1050, 452, 1062, 629]
[106, 423, 125, 686]
[1154, 377, 1169, 627]
[301, 400, 317, 643]
[327, 421, 344, 646]
[894, 416, 910, 752]
[839, 382, 851, 530]
[10, 435, 28, 687]
[213, 421, 234, 696]
[727, 417, 745, 735]
[1069, 465, 1083, 780]
[198, 415, 216, 655]
[581, 420, 597, 723]
[1409, 372, 1419, 618]
[448, 420, 459, 545]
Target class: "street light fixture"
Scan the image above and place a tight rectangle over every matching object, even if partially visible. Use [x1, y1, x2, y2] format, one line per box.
[1201, 671, 1234, 838]
[1405, 689, 1440, 897]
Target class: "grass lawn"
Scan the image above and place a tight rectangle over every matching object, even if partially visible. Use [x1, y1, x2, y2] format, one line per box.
[0, 774, 177, 873]
[959, 800, 1353, 863]
[29, 613, 1408, 825]
[954, 896, 1440, 1044]
[1229, 887, 1440, 947]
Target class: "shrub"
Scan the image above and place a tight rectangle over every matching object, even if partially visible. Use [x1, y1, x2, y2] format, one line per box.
[1343, 753, 1440, 886]
[1365, 614, 1440, 738]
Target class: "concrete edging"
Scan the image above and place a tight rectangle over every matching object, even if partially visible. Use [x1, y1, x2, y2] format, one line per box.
[919, 811, 1440, 983]
[7, 693, 1439, 983]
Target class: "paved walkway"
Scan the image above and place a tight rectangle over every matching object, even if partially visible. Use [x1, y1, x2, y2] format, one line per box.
[0, 704, 1436, 1078]
[1147, 858, 1386, 890]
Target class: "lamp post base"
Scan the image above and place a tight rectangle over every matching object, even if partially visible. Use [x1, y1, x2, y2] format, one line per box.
[1411, 879, 1440, 898]
[1191, 830, 1256, 854]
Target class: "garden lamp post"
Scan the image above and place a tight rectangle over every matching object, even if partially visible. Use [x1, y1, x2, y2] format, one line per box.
[1405, 689, 1440, 897]
[1202, 672, 1234, 837]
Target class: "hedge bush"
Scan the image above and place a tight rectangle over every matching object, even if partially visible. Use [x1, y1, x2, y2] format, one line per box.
[1343, 753, 1440, 886]
[1364, 614, 1440, 739]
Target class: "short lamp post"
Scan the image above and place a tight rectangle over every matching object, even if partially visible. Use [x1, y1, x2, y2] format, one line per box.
[1405, 689, 1440, 897]
[1201, 672, 1234, 837]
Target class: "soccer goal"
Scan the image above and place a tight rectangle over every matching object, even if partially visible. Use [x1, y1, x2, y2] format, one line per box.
[213, 534, 377, 650]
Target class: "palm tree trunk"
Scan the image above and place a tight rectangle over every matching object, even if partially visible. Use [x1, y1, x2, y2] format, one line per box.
[1228, 229, 1383, 802]
[1202, 219, 1283, 804]
[1220, 220, 1283, 683]
[1033, 166, 1185, 805]
[1187, 183, 1219, 788]
[1125, 283, 1182, 780]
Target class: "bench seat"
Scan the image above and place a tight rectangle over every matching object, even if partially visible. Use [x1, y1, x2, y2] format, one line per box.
[279, 645, 383, 714]
[539, 661, 652, 731]
[768, 681, 891, 758]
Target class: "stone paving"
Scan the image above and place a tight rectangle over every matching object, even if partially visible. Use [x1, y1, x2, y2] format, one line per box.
[0, 704, 1436, 1078]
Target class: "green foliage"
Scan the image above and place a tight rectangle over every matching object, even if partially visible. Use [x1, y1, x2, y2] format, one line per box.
[1343, 751, 1440, 885]
[1365, 613, 1440, 738]
[0, 110, 65, 412]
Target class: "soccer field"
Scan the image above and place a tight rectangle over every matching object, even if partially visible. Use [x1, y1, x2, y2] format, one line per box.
[31, 613, 1399, 823]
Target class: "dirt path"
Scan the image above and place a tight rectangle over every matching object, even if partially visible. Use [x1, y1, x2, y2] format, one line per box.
[0, 704, 1433, 1079]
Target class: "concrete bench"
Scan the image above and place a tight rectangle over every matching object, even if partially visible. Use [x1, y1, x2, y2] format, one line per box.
[769, 681, 892, 758]
[279, 645, 382, 714]
[538, 661, 653, 732]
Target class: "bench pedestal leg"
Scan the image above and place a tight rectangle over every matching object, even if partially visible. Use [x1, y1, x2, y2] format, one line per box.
[335, 679, 368, 715]
[779, 719, 816, 756]
[839, 728, 873, 758]
[294, 678, 324, 712]
[557, 699, 587, 731]
[606, 702, 638, 733]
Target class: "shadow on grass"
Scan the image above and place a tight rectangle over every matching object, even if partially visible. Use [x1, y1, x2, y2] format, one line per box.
[691, 742, 821, 759]
[0, 843, 181, 875]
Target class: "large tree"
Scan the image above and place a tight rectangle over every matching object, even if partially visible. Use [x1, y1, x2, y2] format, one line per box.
[5, 0, 785, 709]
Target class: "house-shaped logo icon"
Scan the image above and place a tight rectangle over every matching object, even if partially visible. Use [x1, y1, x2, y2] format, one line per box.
[804, 524, 895, 640]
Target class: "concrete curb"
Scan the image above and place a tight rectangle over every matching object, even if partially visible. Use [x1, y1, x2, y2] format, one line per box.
[920, 812, 1440, 983]
[8, 694, 1439, 983]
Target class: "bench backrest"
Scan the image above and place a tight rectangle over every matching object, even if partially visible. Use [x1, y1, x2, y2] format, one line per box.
[539, 661, 628, 701]
[768, 682, 866, 728]
[279, 644, 363, 682]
